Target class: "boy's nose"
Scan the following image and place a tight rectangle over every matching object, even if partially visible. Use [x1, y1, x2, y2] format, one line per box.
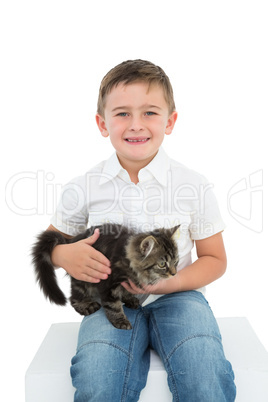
[129, 117, 144, 132]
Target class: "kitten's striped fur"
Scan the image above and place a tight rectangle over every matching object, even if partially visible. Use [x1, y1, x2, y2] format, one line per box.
[32, 224, 179, 330]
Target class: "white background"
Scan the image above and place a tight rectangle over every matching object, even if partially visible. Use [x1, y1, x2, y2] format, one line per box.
[1, 0, 267, 399]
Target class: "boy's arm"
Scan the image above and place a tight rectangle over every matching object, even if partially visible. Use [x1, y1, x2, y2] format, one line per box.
[121, 232, 227, 294]
[47, 224, 111, 283]
[47, 224, 73, 239]
[174, 232, 227, 292]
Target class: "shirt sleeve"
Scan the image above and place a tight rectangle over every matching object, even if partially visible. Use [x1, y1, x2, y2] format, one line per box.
[189, 176, 226, 240]
[50, 177, 88, 236]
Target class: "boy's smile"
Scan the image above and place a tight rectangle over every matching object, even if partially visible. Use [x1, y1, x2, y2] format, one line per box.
[96, 82, 177, 182]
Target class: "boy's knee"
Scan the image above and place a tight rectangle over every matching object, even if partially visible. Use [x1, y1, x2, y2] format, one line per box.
[71, 343, 129, 400]
[168, 335, 236, 401]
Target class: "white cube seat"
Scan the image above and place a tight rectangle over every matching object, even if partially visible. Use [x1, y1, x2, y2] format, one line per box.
[25, 317, 268, 401]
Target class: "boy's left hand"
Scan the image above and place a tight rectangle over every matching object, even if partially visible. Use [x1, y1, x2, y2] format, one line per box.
[121, 279, 169, 295]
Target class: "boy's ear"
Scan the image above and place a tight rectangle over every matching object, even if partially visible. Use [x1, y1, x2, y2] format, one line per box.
[165, 111, 178, 135]
[96, 114, 109, 137]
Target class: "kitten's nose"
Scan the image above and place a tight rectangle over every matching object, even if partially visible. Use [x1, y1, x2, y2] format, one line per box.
[170, 267, 177, 276]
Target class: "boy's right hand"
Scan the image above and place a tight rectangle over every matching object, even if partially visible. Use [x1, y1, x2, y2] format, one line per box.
[51, 228, 111, 283]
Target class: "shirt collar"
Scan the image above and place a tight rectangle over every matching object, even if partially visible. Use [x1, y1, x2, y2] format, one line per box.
[99, 146, 170, 187]
[140, 146, 170, 186]
[99, 152, 124, 185]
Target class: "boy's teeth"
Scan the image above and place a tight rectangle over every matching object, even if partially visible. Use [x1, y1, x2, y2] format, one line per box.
[127, 138, 147, 142]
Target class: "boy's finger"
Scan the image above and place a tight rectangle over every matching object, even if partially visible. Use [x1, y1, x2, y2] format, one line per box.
[84, 264, 110, 280]
[83, 228, 100, 245]
[88, 248, 111, 269]
[85, 252, 111, 274]
[121, 280, 145, 294]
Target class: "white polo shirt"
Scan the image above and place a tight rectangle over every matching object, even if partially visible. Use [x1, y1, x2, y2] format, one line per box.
[51, 147, 225, 304]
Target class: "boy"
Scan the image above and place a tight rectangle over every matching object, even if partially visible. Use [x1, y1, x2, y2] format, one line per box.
[48, 59, 236, 401]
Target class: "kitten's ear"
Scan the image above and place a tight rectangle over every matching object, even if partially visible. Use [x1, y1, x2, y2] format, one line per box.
[166, 225, 180, 240]
[140, 236, 158, 258]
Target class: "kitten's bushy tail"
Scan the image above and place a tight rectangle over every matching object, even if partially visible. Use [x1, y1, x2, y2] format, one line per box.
[32, 231, 68, 306]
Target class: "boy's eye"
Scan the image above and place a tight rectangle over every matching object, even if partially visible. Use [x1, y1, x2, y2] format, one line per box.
[145, 111, 156, 116]
[117, 112, 128, 117]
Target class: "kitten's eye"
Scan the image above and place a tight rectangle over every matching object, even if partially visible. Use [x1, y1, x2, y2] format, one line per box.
[158, 260, 166, 268]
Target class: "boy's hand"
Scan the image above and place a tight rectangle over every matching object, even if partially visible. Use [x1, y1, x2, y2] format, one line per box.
[51, 229, 111, 283]
[121, 279, 171, 295]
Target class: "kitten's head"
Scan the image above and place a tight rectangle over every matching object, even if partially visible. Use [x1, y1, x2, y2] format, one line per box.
[126, 225, 180, 285]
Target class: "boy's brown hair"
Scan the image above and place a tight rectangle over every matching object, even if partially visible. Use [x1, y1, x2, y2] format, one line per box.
[97, 59, 176, 117]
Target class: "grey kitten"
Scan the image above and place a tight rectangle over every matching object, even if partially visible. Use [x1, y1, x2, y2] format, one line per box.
[32, 223, 180, 330]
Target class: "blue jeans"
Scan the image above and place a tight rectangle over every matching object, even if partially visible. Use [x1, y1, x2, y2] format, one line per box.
[71, 291, 236, 401]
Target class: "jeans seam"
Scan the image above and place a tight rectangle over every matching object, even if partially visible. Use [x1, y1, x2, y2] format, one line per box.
[76, 340, 132, 359]
[150, 312, 180, 402]
[166, 333, 222, 362]
[121, 310, 144, 402]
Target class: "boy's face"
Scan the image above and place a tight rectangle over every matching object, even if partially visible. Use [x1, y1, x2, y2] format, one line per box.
[96, 82, 177, 173]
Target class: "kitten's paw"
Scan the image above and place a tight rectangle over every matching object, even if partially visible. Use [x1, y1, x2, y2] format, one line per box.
[112, 318, 132, 330]
[72, 301, 101, 316]
[124, 297, 140, 310]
